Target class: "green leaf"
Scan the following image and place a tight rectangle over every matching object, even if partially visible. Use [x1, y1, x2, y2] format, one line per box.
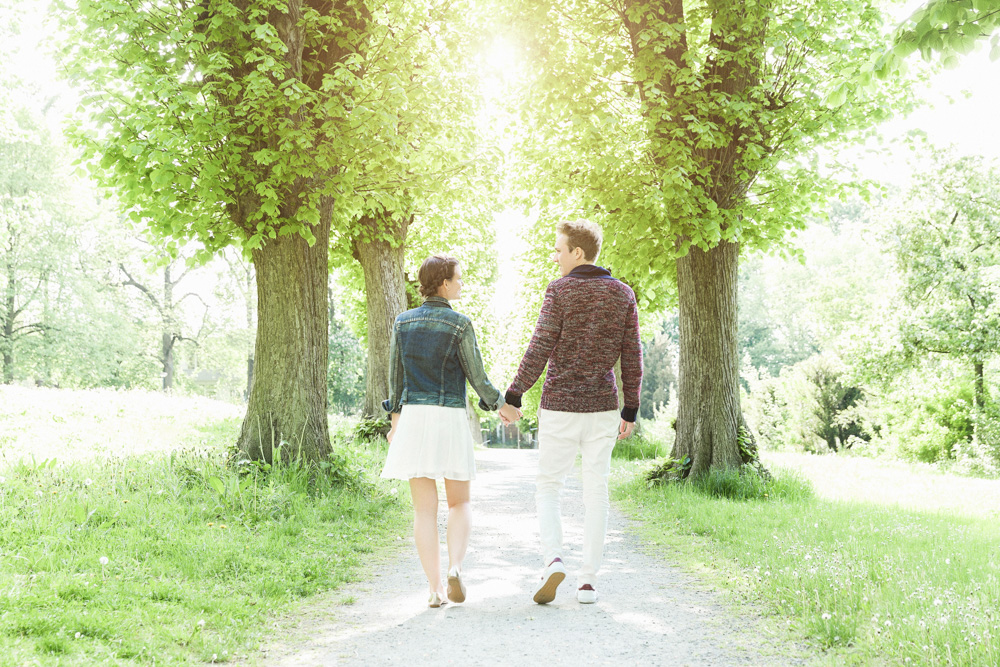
[71, 504, 88, 524]
[207, 476, 225, 496]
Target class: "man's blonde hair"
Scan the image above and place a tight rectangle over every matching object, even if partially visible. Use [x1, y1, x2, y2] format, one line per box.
[556, 219, 603, 262]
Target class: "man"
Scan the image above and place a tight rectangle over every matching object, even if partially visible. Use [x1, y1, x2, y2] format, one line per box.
[505, 219, 643, 605]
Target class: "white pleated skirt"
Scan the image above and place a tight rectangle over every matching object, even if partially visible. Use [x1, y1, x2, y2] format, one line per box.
[380, 404, 476, 481]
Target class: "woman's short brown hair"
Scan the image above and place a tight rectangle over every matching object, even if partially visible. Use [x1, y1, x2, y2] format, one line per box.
[418, 254, 459, 298]
[556, 219, 603, 262]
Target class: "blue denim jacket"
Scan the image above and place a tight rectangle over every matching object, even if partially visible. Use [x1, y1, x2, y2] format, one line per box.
[382, 297, 504, 414]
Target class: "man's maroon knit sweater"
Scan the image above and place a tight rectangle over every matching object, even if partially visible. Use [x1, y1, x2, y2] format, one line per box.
[505, 264, 643, 421]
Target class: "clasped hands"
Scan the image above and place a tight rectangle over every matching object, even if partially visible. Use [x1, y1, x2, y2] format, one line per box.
[498, 403, 522, 426]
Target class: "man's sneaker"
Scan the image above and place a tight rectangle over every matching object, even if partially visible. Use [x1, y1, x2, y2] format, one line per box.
[577, 584, 598, 604]
[532, 558, 566, 604]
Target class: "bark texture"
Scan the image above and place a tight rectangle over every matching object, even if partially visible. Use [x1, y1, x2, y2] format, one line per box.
[353, 214, 409, 418]
[237, 214, 331, 463]
[672, 241, 742, 476]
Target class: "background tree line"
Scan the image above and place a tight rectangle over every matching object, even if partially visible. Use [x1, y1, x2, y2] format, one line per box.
[2, 0, 999, 475]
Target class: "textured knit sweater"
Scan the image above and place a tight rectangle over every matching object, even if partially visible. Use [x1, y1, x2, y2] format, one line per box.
[505, 265, 643, 421]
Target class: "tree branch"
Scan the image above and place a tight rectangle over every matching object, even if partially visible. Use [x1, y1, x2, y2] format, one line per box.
[118, 263, 165, 317]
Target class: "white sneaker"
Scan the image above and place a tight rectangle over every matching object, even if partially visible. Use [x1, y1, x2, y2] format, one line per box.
[577, 584, 598, 604]
[532, 558, 566, 604]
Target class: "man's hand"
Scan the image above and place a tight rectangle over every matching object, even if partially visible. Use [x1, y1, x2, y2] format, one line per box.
[617, 419, 635, 440]
[499, 403, 523, 426]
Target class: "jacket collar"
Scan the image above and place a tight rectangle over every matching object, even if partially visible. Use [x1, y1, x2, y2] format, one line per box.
[423, 296, 453, 309]
[567, 264, 614, 279]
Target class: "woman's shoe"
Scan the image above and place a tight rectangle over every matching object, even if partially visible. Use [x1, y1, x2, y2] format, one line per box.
[428, 591, 448, 608]
[447, 567, 466, 603]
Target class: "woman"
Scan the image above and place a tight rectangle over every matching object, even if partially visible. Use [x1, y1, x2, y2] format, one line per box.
[381, 254, 521, 608]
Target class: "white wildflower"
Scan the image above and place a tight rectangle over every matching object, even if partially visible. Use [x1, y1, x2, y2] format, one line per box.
[99, 556, 109, 566]
[822, 613, 832, 620]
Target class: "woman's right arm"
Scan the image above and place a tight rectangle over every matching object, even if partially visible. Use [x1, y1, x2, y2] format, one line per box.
[456, 321, 504, 412]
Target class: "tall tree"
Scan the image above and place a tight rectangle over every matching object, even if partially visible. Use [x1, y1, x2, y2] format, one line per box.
[887, 147, 1000, 412]
[62, 0, 407, 461]
[117, 256, 208, 392]
[0, 112, 69, 384]
[332, 1, 500, 417]
[509, 0, 908, 476]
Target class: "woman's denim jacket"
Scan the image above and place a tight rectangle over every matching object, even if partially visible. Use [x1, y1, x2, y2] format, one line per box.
[382, 297, 504, 414]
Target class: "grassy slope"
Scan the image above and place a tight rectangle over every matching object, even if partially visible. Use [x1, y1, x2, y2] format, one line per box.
[612, 459, 1000, 666]
[0, 387, 409, 665]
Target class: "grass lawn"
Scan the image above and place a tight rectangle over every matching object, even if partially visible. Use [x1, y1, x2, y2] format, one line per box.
[612, 457, 1000, 666]
[0, 387, 408, 665]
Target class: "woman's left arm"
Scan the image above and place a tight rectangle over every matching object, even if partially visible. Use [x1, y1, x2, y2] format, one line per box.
[381, 323, 404, 415]
[457, 322, 504, 411]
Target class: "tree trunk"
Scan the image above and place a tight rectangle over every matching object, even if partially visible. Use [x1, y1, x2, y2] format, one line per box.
[974, 360, 985, 412]
[3, 249, 15, 384]
[161, 266, 174, 391]
[236, 214, 331, 463]
[671, 240, 743, 477]
[161, 331, 175, 392]
[353, 214, 409, 419]
[245, 268, 255, 401]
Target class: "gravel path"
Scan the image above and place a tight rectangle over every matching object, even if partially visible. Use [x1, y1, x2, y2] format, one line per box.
[260, 448, 814, 666]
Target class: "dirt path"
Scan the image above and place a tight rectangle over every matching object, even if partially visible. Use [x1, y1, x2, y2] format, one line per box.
[259, 448, 814, 666]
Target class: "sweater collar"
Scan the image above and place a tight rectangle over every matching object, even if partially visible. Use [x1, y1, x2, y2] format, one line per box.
[568, 264, 614, 279]
[423, 296, 453, 309]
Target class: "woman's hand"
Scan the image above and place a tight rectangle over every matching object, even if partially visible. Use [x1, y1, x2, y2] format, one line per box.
[499, 403, 522, 426]
[387, 411, 401, 443]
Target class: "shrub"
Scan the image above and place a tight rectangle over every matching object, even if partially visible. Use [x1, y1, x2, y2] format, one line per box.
[888, 381, 974, 464]
[353, 416, 390, 441]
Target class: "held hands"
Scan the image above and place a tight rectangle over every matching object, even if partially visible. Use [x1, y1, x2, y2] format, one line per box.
[617, 419, 635, 440]
[498, 403, 523, 426]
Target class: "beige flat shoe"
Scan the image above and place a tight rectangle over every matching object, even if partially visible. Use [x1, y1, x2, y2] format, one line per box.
[428, 591, 448, 608]
[447, 568, 466, 603]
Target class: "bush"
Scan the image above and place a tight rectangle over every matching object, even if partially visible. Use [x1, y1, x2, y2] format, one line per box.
[887, 380, 974, 464]
[353, 415, 390, 441]
[743, 355, 873, 454]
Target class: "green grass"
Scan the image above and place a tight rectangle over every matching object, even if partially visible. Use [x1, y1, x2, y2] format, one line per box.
[613, 461, 1000, 666]
[0, 406, 408, 665]
[611, 432, 666, 460]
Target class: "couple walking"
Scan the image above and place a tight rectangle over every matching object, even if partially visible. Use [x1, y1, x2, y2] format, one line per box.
[380, 220, 643, 608]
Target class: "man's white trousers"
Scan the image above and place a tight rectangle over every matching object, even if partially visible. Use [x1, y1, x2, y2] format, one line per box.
[536, 408, 620, 587]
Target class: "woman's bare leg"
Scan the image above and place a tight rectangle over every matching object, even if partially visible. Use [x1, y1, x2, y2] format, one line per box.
[409, 477, 444, 594]
[444, 478, 471, 573]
